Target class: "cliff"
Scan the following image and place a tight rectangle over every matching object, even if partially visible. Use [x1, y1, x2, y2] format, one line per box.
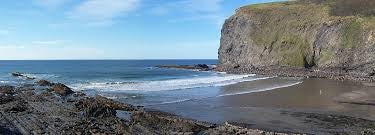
[218, 0, 375, 77]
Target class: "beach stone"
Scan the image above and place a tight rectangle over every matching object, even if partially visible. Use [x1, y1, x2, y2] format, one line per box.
[4, 100, 28, 113]
[0, 86, 15, 94]
[51, 83, 74, 96]
[0, 94, 14, 104]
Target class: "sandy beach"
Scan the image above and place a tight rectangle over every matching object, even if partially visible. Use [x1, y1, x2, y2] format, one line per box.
[150, 78, 375, 134]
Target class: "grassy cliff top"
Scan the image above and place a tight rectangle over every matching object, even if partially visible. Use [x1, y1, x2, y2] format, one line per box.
[239, 0, 375, 17]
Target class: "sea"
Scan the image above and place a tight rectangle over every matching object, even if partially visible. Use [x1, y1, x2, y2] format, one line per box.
[0, 60, 302, 107]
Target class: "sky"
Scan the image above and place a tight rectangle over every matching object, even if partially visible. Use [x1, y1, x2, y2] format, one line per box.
[0, 0, 282, 60]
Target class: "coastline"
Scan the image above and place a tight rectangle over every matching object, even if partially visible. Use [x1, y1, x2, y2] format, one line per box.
[157, 64, 375, 84]
[149, 77, 375, 134]
[160, 64, 375, 108]
[215, 65, 375, 82]
[0, 77, 299, 134]
[2, 71, 375, 134]
[157, 64, 375, 82]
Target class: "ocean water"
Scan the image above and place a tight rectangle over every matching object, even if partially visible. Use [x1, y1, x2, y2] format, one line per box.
[0, 60, 302, 106]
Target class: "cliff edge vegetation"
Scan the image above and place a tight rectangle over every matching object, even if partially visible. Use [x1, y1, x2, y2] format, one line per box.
[218, 0, 375, 78]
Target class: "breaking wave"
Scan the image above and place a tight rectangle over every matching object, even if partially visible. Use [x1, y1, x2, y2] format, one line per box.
[217, 81, 303, 97]
[71, 74, 272, 91]
[148, 80, 303, 106]
[19, 73, 60, 79]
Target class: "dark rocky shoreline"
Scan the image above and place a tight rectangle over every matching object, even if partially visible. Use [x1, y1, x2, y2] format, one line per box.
[0, 75, 300, 135]
[216, 65, 375, 83]
[157, 64, 375, 83]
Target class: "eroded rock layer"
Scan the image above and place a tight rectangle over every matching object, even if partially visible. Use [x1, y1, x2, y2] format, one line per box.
[218, 0, 375, 78]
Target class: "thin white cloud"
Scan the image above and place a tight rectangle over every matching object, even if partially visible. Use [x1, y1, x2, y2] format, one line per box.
[0, 30, 10, 35]
[0, 45, 25, 49]
[86, 20, 115, 27]
[183, 0, 223, 13]
[33, 0, 72, 9]
[0, 45, 104, 60]
[31, 40, 68, 46]
[150, 6, 169, 16]
[168, 14, 221, 23]
[68, 0, 141, 21]
[150, 0, 223, 15]
[32, 41, 58, 45]
[149, 0, 224, 25]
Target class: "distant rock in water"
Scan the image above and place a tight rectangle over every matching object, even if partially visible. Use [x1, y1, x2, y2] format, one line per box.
[156, 64, 216, 71]
[11, 72, 35, 80]
[11, 72, 23, 77]
[217, 0, 375, 78]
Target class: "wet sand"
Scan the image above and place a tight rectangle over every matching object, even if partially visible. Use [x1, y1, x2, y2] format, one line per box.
[219, 78, 375, 118]
[150, 78, 375, 134]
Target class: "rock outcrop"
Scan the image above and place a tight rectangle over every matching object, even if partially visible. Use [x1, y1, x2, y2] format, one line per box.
[218, 0, 375, 79]
[0, 86, 15, 95]
[36, 80, 54, 86]
[51, 83, 74, 96]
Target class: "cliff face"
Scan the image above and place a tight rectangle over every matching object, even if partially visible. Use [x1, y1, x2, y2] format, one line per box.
[218, 0, 375, 74]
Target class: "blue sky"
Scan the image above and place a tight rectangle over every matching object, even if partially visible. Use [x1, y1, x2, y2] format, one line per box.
[0, 0, 281, 60]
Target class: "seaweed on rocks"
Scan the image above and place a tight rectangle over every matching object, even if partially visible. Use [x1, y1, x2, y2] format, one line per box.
[76, 96, 117, 118]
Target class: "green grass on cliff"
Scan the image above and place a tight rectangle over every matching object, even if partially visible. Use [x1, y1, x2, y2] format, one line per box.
[236, 0, 375, 67]
[319, 49, 334, 65]
[365, 17, 375, 27]
[278, 35, 311, 67]
[342, 20, 362, 49]
[238, 1, 330, 67]
[329, 0, 375, 17]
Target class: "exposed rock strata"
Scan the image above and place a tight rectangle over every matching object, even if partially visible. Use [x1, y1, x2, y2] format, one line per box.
[217, 0, 375, 81]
